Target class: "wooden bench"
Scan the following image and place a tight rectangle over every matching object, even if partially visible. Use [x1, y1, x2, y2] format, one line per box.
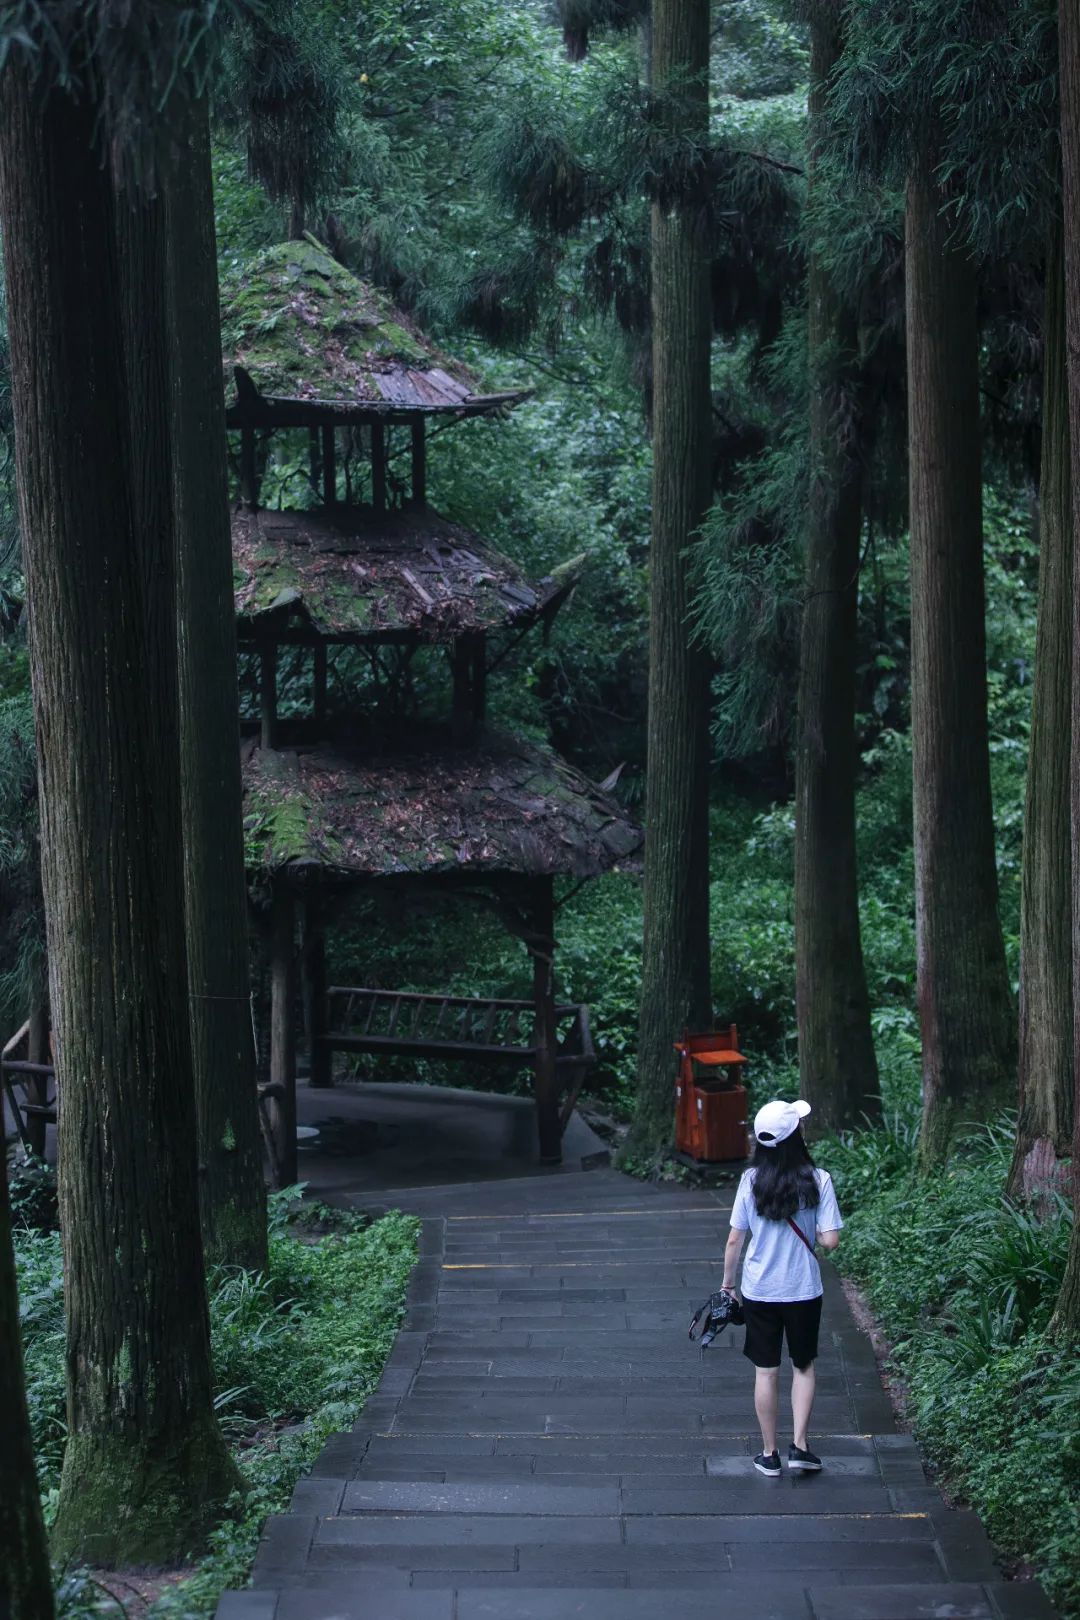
[315, 987, 597, 1135]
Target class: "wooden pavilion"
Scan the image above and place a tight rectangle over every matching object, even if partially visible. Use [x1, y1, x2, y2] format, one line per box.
[226, 240, 641, 1183]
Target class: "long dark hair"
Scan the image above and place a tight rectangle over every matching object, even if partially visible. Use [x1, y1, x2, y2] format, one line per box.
[751, 1129, 820, 1221]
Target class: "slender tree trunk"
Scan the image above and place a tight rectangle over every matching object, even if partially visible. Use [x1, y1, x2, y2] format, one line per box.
[794, 6, 880, 1132]
[1052, 0, 1080, 1336]
[1010, 222, 1073, 1204]
[632, 0, 713, 1151]
[0, 1146, 55, 1620]
[0, 66, 239, 1564]
[166, 98, 268, 1271]
[905, 142, 1015, 1172]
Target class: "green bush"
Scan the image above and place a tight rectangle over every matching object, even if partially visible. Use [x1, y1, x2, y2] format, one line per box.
[828, 1118, 1080, 1617]
[15, 1190, 418, 1617]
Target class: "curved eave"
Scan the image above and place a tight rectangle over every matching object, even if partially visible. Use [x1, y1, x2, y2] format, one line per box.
[225, 381, 533, 430]
[242, 735, 642, 883]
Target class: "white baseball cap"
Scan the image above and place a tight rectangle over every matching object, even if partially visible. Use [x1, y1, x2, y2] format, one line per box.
[753, 1098, 811, 1145]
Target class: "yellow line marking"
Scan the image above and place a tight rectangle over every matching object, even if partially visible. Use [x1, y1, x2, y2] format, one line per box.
[442, 1261, 724, 1270]
[447, 1208, 725, 1221]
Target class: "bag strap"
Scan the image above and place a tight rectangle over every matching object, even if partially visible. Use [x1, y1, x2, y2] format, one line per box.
[786, 1215, 815, 1255]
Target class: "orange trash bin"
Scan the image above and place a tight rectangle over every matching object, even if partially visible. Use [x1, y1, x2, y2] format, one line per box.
[673, 1025, 749, 1164]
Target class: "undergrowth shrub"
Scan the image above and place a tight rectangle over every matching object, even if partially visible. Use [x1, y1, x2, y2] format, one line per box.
[14, 1187, 418, 1618]
[828, 1117, 1080, 1616]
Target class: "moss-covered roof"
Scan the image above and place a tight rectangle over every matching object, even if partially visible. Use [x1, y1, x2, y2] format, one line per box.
[233, 506, 581, 641]
[242, 734, 641, 880]
[221, 240, 527, 420]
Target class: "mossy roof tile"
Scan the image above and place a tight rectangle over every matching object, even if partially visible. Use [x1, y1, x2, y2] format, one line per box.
[242, 735, 642, 880]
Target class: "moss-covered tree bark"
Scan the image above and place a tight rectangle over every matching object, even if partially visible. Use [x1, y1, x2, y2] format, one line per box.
[794, 5, 880, 1134]
[0, 65, 239, 1564]
[632, 0, 713, 1151]
[1010, 222, 1073, 1204]
[905, 142, 1015, 1173]
[166, 97, 268, 1271]
[1052, 0, 1080, 1337]
[0, 1148, 55, 1620]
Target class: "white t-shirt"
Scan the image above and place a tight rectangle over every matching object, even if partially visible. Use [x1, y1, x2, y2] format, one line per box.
[729, 1166, 843, 1303]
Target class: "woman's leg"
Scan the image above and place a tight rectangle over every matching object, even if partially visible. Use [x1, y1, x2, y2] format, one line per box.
[791, 1361, 816, 1451]
[754, 1366, 780, 1454]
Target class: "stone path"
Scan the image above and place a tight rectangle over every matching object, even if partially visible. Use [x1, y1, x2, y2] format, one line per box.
[220, 1166, 1057, 1620]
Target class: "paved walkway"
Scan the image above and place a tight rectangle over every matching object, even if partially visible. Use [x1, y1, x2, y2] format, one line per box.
[221, 1162, 1057, 1620]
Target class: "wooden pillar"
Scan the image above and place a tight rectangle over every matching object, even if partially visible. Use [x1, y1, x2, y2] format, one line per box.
[451, 638, 472, 742]
[372, 420, 387, 513]
[24, 995, 49, 1159]
[240, 426, 260, 510]
[529, 876, 561, 1165]
[304, 897, 332, 1089]
[313, 641, 328, 729]
[260, 643, 277, 750]
[411, 418, 426, 507]
[322, 425, 337, 507]
[268, 883, 298, 1188]
[471, 633, 487, 727]
[308, 427, 322, 497]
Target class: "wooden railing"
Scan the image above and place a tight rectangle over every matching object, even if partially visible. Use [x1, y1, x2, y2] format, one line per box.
[318, 988, 596, 1133]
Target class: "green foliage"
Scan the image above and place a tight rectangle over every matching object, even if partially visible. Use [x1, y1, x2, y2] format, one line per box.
[15, 1194, 417, 1613]
[830, 1119, 1080, 1615]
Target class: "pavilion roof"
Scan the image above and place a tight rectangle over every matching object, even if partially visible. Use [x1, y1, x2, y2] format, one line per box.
[242, 734, 641, 881]
[221, 240, 528, 422]
[233, 506, 582, 642]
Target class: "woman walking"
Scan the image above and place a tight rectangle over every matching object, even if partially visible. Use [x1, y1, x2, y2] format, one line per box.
[721, 1098, 843, 1476]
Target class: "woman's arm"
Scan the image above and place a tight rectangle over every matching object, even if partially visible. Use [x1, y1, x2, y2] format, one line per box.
[817, 1228, 840, 1252]
[722, 1227, 746, 1290]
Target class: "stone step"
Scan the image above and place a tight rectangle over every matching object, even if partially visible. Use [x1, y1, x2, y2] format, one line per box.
[221, 1579, 1057, 1620]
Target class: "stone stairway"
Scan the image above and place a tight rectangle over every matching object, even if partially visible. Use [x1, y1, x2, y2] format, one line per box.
[218, 1175, 1057, 1620]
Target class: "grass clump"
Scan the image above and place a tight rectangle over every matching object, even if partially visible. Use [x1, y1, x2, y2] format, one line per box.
[826, 1117, 1080, 1617]
[14, 1183, 418, 1619]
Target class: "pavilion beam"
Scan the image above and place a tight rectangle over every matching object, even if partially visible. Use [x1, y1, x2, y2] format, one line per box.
[451, 638, 472, 743]
[240, 426, 260, 510]
[322, 425, 337, 506]
[471, 633, 487, 727]
[411, 419, 426, 507]
[259, 643, 278, 750]
[313, 642, 328, 729]
[305, 897, 333, 1089]
[268, 882, 298, 1188]
[372, 420, 387, 513]
[529, 875, 561, 1165]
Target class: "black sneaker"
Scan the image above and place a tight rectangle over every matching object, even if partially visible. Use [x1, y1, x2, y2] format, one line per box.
[788, 1444, 822, 1472]
[754, 1450, 781, 1477]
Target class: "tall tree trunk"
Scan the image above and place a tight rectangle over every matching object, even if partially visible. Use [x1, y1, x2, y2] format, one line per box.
[0, 1147, 55, 1620]
[1052, 0, 1080, 1337]
[632, 0, 713, 1151]
[0, 66, 239, 1564]
[794, 6, 881, 1132]
[905, 142, 1015, 1173]
[1010, 222, 1073, 1204]
[166, 98, 268, 1272]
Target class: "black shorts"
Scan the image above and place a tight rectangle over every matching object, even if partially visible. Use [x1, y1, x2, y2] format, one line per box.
[742, 1295, 822, 1370]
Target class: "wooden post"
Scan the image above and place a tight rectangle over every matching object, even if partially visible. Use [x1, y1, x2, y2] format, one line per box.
[471, 633, 487, 727]
[529, 876, 561, 1165]
[308, 427, 322, 498]
[240, 426, 259, 510]
[268, 883, 298, 1188]
[305, 899, 332, 1089]
[260, 643, 277, 750]
[411, 418, 426, 507]
[313, 641, 328, 729]
[451, 638, 472, 742]
[24, 995, 49, 1159]
[322, 425, 337, 507]
[372, 420, 387, 513]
